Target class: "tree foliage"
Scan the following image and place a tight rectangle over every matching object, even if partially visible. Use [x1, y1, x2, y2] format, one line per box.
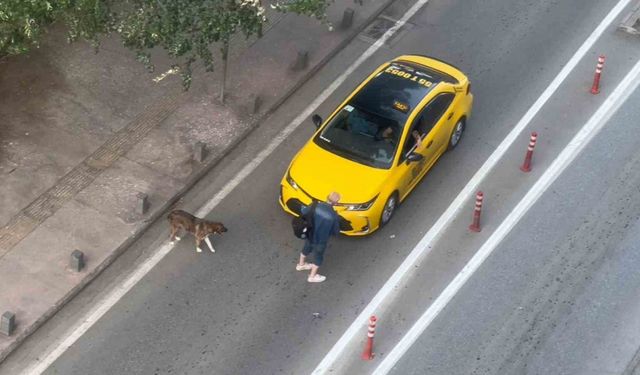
[0, 0, 113, 56]
[1, 0, 333, 90]
[57, 0, 114, 48]
[116, 0, 333, 90]
[116, 0, 267, 89]
[0, 0, 55, 56]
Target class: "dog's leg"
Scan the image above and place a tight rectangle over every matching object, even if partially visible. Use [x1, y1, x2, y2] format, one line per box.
[204, 237, 215, 253]
[195, 238, 203, 253]
[169, 226, 177, 243]
[171, 229, 182, 243]
[174, 228, 181, 241]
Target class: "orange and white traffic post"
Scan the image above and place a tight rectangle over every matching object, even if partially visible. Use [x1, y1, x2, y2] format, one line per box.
[590, 55, 605, 94]
[520, 132, 538, 172]
[361, 315, 377, 360]
[469, 191, 484, 232]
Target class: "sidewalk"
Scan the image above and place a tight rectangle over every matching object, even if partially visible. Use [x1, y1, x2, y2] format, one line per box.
[0, 0, 396, 362]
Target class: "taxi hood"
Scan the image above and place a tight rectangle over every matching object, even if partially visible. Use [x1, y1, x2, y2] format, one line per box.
[289, 141, 388, 204]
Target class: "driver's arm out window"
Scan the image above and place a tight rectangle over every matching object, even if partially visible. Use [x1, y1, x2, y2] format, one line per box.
[398, 93, 455, 163]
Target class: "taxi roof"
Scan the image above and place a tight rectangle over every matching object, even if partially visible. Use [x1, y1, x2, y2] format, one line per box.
[348, 61, 454, 125]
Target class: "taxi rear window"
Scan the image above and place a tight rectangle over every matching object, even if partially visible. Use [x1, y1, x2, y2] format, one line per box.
[349, 62, 442, 125]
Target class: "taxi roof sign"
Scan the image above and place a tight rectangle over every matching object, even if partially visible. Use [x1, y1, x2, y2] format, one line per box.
[392, 100, 410, 113]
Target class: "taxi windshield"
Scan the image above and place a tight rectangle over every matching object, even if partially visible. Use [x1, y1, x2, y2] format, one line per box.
[314, 104, 400, 169]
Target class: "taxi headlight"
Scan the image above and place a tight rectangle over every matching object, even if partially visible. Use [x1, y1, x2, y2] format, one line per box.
[286, 171, 298, 190]
[343, 196, 377, 211]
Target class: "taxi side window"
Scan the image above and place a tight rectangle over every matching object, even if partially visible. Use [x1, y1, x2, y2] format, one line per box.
[400, 93, 455, 160]
[415, 93, 455, 136]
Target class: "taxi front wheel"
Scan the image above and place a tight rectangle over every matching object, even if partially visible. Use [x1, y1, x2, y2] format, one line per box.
[380, 192, 399, 227]
[447, 118, 466, 151]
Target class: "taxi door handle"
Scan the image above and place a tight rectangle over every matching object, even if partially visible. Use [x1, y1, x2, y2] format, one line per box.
[446, 112, 453, 120]
[426, 140, 433, 148]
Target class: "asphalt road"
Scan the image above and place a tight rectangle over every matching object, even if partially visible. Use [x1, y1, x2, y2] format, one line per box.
[1, 0, 638, 374]
[389, 85, 640, 375]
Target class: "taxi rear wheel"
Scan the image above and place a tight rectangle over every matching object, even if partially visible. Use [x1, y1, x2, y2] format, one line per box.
[447, 118, 466, 151]
[380, 192, 399, 227]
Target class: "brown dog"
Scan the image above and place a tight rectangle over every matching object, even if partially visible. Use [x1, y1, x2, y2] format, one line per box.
[167, 210, 227, 253]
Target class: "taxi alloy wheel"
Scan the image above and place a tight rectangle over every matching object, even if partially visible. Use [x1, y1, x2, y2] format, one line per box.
[380, 193, 398, 227]
[448, 118, 466, 150]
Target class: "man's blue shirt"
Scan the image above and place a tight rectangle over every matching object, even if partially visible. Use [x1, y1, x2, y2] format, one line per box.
[302, 202, 340, 244]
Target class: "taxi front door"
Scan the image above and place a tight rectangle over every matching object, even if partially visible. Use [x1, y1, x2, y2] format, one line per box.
[396, 128, 437, 200]
[397, 92, 456, 199]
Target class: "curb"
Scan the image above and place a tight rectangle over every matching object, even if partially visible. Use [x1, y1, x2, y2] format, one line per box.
[0, 0, 396, 364]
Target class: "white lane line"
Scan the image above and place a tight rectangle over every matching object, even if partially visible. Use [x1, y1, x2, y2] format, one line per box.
[21, 242, 175, 375]
[20, 3, 426, 375]
[374, 57, 640, 375]
[311, 0, 634, 373]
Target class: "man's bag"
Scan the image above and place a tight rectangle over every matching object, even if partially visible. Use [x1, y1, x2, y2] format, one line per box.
[292, 216, 311, 239]
[291, 202, 316, 239]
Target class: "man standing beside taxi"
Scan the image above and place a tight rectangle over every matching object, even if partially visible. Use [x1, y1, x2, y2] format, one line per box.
[296, 192, 341, 283]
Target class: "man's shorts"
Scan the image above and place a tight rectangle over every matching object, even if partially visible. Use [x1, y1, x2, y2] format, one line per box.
[301, 240, 328, 266]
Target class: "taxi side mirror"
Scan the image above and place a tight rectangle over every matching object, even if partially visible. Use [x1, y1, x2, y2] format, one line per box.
[406, 152, 424, 163]
[312, 114, 323, 128]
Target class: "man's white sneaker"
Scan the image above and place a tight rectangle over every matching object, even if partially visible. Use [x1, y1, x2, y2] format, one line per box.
[308, 274, 326, 283]
[296, 263, 313, 271]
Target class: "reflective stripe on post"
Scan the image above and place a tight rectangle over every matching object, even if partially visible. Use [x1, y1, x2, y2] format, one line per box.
[361, 315, 377, 360]
[520, 132, 538, 172]
[469, 191, 483, 232]
[591, 55, 605, 94]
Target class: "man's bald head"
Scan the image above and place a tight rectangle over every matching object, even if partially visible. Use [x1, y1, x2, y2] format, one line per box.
[327, 192, 341, 205]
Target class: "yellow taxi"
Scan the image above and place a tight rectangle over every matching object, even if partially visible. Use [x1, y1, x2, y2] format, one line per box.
[279, 55, 473, 235]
